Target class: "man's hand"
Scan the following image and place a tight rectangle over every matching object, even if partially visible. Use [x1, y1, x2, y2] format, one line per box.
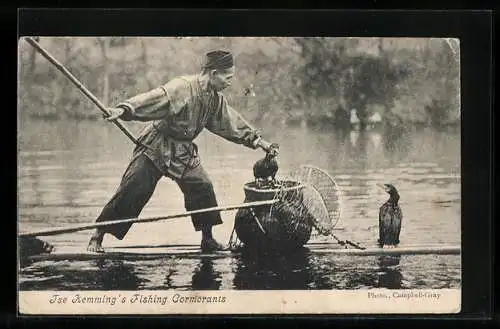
[104, 107, 125, 121]
[267, 143, 280, 157]
[255, 138, 280, 156]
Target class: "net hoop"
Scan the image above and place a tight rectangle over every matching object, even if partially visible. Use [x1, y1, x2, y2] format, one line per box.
[272, 164, 343, 235]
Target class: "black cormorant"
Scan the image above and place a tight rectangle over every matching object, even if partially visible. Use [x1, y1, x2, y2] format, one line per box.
[253, 143, 279, 188]
[377, 184, 403, 248]
[19, 236, 54, 259]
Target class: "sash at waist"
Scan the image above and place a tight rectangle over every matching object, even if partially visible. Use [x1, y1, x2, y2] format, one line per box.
[134, 121, 201, 179]
[152, 121, 193, 142]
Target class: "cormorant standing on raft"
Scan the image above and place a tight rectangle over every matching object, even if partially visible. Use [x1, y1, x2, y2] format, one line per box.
[377, 184, 403, 248]
[19, 236, 55, 260]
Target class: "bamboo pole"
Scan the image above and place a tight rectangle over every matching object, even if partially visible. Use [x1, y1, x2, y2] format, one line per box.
[24, 37, 140, 146]
[100, 38, 110, 107]
[312, 245, 461, 256]
[19, 199, 278, 238]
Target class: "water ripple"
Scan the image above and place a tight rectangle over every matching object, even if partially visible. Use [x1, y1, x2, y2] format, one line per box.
[18, 122, 461, 291]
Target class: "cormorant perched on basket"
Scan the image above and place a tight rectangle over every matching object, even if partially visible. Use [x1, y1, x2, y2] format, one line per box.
[253, 143, 279, 188]
[377, 183, 403, 248]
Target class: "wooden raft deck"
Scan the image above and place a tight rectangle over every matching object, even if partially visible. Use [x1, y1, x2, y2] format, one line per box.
[22, 243, 461, 262]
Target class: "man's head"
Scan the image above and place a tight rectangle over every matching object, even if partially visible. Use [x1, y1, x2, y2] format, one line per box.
[203, 50, 235, 92]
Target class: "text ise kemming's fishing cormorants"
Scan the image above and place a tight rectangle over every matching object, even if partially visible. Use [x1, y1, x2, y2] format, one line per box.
[378, 183, 403, 248]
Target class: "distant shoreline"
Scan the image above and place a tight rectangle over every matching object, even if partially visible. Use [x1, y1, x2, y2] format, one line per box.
[20, 113, 460, 131]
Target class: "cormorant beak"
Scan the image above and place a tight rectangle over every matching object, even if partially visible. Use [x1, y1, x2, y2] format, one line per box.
[376, 183, 391, 193]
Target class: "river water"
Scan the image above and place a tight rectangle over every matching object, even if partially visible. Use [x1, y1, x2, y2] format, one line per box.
[18, 119, 461, 290]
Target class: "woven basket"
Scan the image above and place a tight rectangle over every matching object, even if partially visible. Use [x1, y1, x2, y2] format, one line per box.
[234, 180, 313, 251]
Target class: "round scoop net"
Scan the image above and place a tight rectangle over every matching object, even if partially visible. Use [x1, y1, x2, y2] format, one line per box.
[271, 165, 342, 236]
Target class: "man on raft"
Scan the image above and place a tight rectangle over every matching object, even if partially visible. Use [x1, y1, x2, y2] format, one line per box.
[87, 50, 279, 253]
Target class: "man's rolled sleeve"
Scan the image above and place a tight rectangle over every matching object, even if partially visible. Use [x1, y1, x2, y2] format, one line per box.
[206, 95, 262, 149]
[113, 79, 190, 122]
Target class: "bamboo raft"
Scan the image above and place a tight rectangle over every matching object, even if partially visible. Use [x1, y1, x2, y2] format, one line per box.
[22, 243, 461, 262]
[19, 194, 461, 264]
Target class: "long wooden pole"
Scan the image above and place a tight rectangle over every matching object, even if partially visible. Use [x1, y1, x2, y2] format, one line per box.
[19, 199, 278, 238]
[24, 37, 140, 146]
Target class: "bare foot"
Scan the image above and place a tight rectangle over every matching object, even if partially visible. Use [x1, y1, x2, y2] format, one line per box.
[200, 238, 227, 253]
[87, 231, 105, 253]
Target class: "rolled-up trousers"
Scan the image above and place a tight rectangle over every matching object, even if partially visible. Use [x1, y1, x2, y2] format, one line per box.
[95, 153, 223, 240]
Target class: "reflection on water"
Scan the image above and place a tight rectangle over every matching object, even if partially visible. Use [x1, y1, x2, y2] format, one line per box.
[191, 258, 222, 290]
[377, 256, 403, 289]
[20, 259, 145, 291]
[20, 249, 421, 290]
[233, 248, 314, 290]
[18, 120, 461, 290]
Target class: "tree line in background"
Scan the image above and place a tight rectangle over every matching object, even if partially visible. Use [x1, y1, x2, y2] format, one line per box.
[18, 37, 460, 130]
